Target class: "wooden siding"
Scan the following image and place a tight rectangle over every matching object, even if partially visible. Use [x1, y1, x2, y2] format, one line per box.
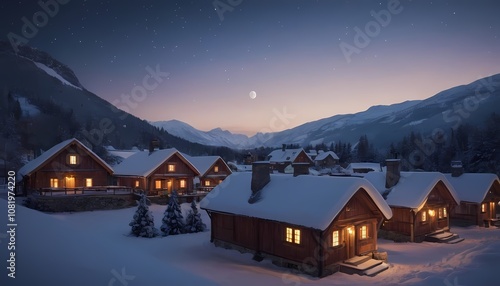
[26, 143, 111, 190]
[382, 181, 457, 241]
[207, 188, 385, 276]
[199, 159, 231, 189]
[451, 181, 500, 226]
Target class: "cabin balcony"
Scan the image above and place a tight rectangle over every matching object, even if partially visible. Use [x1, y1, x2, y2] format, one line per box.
[36, 186, 134, 196]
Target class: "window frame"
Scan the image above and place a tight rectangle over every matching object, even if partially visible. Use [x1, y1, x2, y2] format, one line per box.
[214, 166, 219, 173]
[180, 179, 186, 188]
[50, 178, 59, 188]
[85, 178, 93, 187]
[332, 230, 340, 247]
[155, 180, 162, 189]
[285, 227, 301, 245]
[421, 210, 427, 222]
[69, 155, 77, 165]
[360, 225, 368, 239]
[167, 164, 175, 172]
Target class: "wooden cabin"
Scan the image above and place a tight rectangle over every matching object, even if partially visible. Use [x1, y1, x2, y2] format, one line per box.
[445, 167, 500, 227]
[184, 155, 232, 193]
[314, 151, 339, 169]
[113, 148, 200, 196]
[267, 145, 313, 173]
[200, 162, 392, 277]
[16, 138, 114, 195]
[364, 160, 460, 242]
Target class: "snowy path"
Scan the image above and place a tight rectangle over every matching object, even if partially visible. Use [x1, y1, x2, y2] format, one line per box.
[0, 200, 499, 286]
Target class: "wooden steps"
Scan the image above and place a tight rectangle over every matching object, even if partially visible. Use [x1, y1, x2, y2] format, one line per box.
[425, 230, 464, 244]
[340, 255, 389, 276]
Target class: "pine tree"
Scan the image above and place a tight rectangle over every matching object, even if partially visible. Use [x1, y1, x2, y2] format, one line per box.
[184, 201, 206, 233]
[161, 191, 185, 236]
[129, 194, 159, 238]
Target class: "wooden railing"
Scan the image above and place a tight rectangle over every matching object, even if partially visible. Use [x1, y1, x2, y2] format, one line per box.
[37, 186, 134, 196]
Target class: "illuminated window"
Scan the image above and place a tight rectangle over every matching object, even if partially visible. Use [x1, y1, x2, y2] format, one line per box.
[360, 225, 367, 239]
[285, 227, 301, 244]
[286, 228, 293, 243]
[438, 208, 443, 219]
[168, 164, 175, 172]
[135, 180, 140, 188]
[85, 178, 93, 187]
[180, 179, 186, 188]
[155, 180, 162, 189]
[294, 229, 301, 244]
[204, 180, 210, 187]
[167, 180, 172, 190]
[481, 203, 486, 213]
[421, 211, 427, 222]
[214, 166, 219, 172]
[443, 207, 447, 217]
[332, 230, 339, 246]
[50, 178, 58, 188]
[69, 155, 77, 165]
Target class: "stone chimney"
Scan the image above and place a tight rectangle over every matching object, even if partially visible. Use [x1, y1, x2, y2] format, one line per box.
[282, 144, 286, 152]
[293, 162, 309, 177]
[249, 161, 271, 203]
[385, 159, 401, 189]
[149, 139, 160, 154]
[451, 161, 464, 177]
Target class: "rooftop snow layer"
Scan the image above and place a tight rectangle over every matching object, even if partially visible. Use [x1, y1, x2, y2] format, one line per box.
[17, 138, 113, 181]
[200, 172, 392, 230]
[364, 172, 460, 211]
[444, 173, 500, 203]
[113, 149, 199, 177]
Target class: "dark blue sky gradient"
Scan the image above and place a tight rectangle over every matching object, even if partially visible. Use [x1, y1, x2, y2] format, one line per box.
[1, 0, 499, 135]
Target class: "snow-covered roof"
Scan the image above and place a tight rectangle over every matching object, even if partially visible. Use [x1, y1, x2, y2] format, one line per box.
[364, 172, 460, 211]
[314, 151, 339, 161]
[346, 162, 382, 172]
[201, 173, 392, 230]
[183, 155, 231, 177]
[17, 138, 113, 181]
[113, 149, 200, 177]
[227, 162, 252, 172]
[267, 148, 311, 163]
[444, 173, 500, 203]
[107, 149, 140, 159]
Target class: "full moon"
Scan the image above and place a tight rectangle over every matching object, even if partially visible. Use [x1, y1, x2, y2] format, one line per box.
[249, 91, 257, 99]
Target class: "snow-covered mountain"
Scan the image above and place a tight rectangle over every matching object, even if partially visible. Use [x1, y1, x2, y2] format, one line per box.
[152, 120, 252, 148]
[153, 74, 500, 150]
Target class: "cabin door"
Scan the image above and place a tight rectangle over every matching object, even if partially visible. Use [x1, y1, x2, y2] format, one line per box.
[490, 202, 496, 219]
[344, 226, 355, 259]
[65, 177, 75, 188]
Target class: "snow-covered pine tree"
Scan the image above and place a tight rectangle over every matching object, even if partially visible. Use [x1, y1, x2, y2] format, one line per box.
[161, 190, 185, 236]
[129, 193, 159, 238]
[184, 200, 206, 233]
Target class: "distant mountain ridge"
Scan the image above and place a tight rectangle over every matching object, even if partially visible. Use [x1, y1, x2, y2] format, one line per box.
[153, 74, 500, 150]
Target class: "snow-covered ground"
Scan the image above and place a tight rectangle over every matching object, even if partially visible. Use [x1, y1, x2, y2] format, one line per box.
[0, 198, 499, 286]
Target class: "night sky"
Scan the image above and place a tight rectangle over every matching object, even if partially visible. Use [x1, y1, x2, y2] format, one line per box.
[1, 0, 499, 135]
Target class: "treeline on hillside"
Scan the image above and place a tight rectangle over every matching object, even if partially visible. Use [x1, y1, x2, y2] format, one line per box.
[387, 113, 500, 175]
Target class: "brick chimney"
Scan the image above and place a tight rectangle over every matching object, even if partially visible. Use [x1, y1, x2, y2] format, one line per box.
[249, 161, 271, 203]
[385, 159, 401, 189]
[293, 162, 309, 177]
[451, 161, 463, 177]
